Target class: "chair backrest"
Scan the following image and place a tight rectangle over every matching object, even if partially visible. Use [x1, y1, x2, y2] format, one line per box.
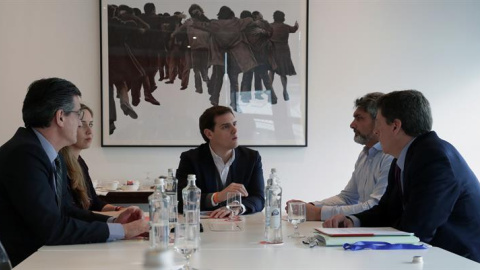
[0, 240, 12, 270]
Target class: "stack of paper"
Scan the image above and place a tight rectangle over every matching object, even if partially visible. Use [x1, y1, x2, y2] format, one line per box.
[314, 227, 420, 246]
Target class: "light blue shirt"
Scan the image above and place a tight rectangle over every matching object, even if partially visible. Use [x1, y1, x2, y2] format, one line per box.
[314, 142, 393, 220]
[32, 129, 57, 163]
[32, 129, 124, 241]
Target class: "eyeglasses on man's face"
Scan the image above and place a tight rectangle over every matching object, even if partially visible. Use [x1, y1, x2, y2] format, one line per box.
[64, 109, 85, 120]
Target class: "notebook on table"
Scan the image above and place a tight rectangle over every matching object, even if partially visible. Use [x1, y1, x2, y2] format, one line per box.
[313, 227, 420, 246]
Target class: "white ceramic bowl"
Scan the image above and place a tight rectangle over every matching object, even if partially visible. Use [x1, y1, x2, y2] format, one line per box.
[105, 182, 119, 190]
[121, 184, 139, 191]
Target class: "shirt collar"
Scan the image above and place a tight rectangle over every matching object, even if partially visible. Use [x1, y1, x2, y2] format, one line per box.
[209, 144, 235, 166]
[364, 142, 382, 156]
[396, 138, 416, 171]
[32, 128, 58, 164]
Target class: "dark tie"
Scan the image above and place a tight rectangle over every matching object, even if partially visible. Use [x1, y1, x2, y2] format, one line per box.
[53, 157, 63, 208]
[394, 164, 402, 196]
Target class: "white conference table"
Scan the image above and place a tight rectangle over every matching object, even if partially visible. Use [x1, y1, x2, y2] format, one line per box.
[14, 213, 480, 270]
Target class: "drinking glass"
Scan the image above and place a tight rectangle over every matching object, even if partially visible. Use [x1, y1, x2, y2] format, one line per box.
[144, 171, 152, 188]
[287, 202, 306, 238]
[0, 241, 12, 270]
[174, 223, 199, 270]
[226, 192, 242, 221]
[164, 178, 178, 227]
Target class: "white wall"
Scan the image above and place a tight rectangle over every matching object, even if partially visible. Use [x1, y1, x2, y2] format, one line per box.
[1, 0, 479, 204]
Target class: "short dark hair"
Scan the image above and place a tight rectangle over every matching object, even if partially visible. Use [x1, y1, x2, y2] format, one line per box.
[22, 78, 81, 128]
[199, 106, 234, 142]
[377, 90, 432, 137]
[240, 10, 252, 19]
[252, 11, 263, 20]
[144, 3, 155, 14]
[133, 8, 141, 16]
[273, 11, 285, 23]
[118, 5, 133, 15]
[354, 92, 384, 119]
[218, 6, 235, 20]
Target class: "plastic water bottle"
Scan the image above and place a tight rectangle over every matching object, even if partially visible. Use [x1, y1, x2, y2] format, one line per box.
[182, 174, 201, 226]
[149, 177, 171, 249]
[165, 168, 178, 226]
[265, 168, 283, 243]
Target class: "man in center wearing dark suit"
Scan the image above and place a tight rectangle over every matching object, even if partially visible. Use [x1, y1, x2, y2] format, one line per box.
[176, 106, 265, 218]
[323, 90, 480, 263]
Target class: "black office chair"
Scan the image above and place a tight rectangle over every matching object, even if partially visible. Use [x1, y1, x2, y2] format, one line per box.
[0, 240, 12, 270]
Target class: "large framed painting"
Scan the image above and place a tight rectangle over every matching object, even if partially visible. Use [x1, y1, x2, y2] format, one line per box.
[100, 0, 308, 146]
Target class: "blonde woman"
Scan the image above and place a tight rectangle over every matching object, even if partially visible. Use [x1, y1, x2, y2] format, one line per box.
[60, 104, 122, 211]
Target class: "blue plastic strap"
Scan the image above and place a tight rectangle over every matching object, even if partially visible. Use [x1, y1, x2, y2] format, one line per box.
[343, 241, 428, 251]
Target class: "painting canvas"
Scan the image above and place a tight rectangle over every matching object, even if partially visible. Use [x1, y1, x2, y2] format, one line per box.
[100, 0, 308, 146]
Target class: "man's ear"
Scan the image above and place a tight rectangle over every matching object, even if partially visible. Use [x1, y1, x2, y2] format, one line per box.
[54, 110, 65, 127]
[392, 119, 402, 135]
[204, 128, 213, 140]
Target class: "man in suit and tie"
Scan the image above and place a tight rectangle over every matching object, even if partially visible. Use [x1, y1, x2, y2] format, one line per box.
[176, 105, 265, 218]
[323, 90, 480, 262]
[0, 78, 149, 267]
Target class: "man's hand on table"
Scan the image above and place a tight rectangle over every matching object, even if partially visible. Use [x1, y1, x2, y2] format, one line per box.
[209, 206, 231, 219]
[285, 199, 322, 221]
[114, 206, 149, 239]
[115, 206, 143, 223]
[323, 214, 354, 228]
[122, 219, 149, 239]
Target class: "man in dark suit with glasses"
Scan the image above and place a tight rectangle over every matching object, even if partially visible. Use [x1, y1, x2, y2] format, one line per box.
[0, 78, 149, 267]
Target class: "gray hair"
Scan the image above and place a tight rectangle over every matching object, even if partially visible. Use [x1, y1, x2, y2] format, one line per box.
[354, 92, 384, 119]
[377, 90, 432, 137]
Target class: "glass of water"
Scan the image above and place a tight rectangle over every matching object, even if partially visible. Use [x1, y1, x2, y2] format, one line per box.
[164, 177, 178, 228]
[226, 192, 242, 221]
[144, 171, 153, 188]
[174, 223, 199, 270]
[287, 202, 306, 238]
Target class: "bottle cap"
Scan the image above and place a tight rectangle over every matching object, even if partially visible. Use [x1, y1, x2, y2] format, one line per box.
[187, 174, 196, 181]
[412, 256, 423, 264]
[158, 177, 165, 185]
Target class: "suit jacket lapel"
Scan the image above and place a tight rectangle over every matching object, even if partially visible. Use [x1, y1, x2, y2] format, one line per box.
[199, 144, 223, 191]
[227, 148, 241, 185]
[402, 133, 432, 208]
[23, 128, 56, 190]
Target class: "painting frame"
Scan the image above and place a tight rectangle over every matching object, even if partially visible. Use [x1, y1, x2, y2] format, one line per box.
[100, 0, 308, 147]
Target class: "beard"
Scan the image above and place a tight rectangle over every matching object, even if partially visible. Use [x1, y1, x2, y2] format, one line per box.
[353, 132, 371, 145]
